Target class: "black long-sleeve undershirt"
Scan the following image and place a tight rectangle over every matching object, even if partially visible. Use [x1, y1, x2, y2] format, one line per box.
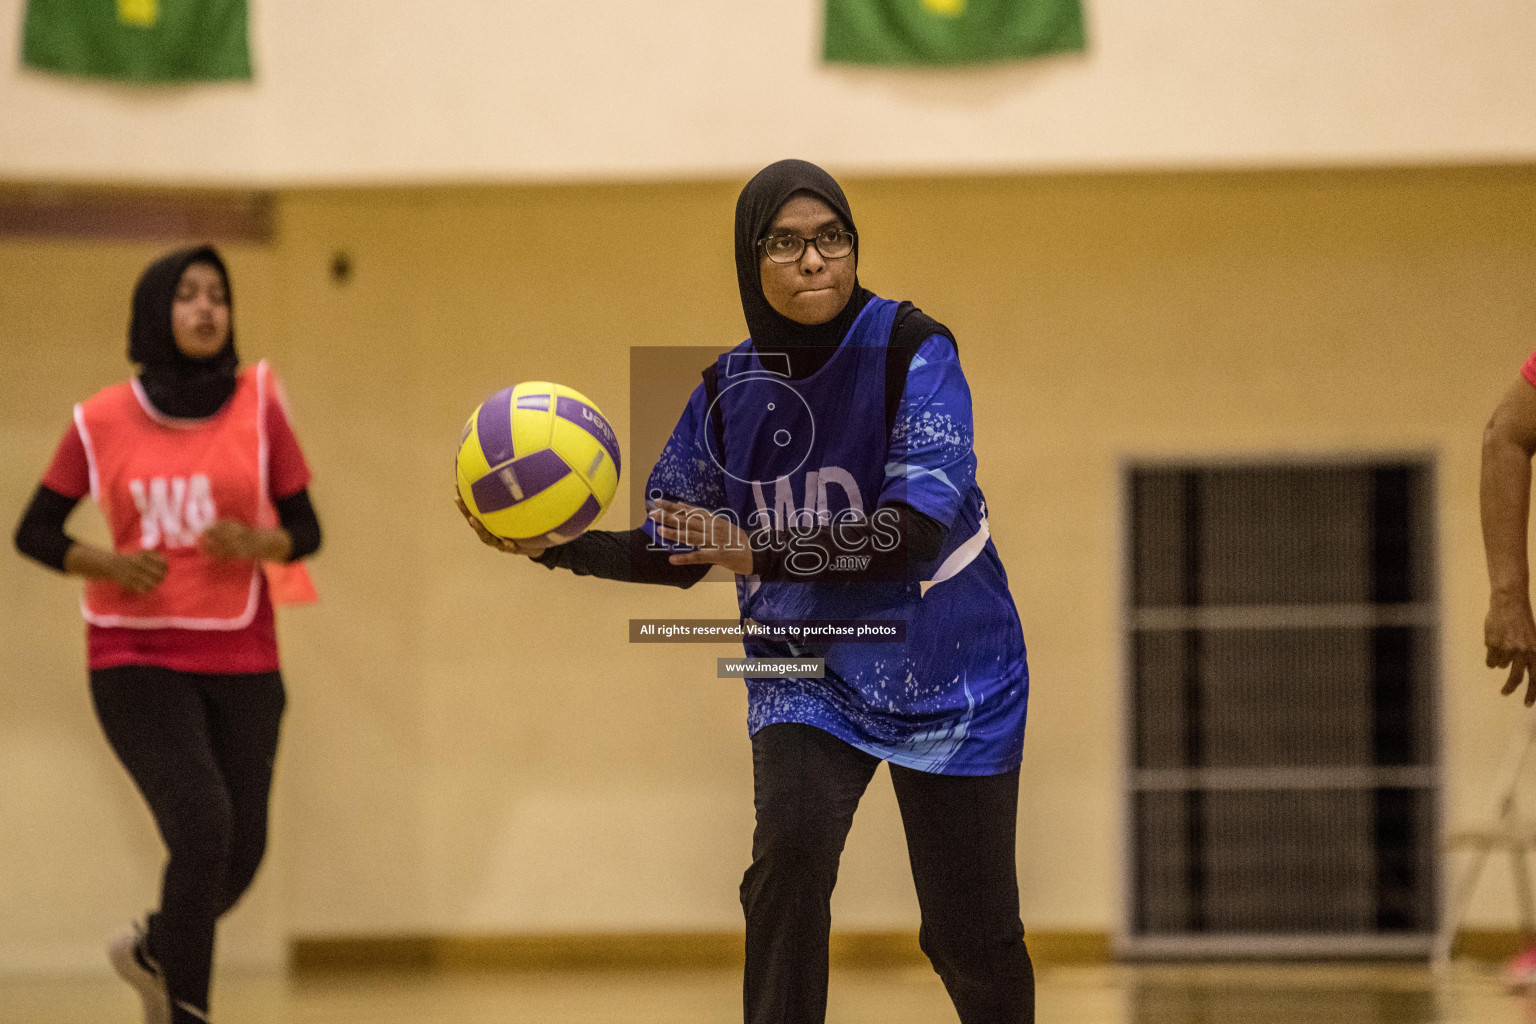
[533, 501, 947, 586]
[274, 490, 323, 561]
[13, 484, 322, 573]
[533, 527, 711, 587]
[13, 486, 77, 573]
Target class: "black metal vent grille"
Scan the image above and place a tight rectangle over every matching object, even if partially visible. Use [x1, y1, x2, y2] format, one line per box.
[1126, 463, 1437, 945]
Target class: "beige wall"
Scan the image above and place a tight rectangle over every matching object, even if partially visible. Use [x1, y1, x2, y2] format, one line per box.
[3, 1, 1536, 184]
[3, 166, 1536, 971]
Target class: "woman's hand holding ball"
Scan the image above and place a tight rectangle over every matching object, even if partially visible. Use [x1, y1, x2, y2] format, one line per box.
[455, 490, 550, 558]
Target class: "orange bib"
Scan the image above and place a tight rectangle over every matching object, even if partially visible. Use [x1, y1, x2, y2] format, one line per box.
[76, 360, 310, 629]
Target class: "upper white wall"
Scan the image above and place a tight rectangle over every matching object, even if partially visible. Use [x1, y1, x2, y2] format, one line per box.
[1, 0, 1534, 186]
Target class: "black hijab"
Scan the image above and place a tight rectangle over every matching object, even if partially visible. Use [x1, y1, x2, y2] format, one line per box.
[129, 245, 239, 419]
[735, 159, 872, 376]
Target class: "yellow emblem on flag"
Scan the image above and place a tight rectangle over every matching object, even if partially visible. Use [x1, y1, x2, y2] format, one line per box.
[921, 0, 966, 15]
[116, 0, 159, 29]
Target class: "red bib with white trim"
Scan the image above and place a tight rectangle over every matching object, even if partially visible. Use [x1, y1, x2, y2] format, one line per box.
[76, 362, 273, 630]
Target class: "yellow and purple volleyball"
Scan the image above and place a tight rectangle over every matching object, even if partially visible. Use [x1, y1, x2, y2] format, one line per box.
[456, 381, 621, 542]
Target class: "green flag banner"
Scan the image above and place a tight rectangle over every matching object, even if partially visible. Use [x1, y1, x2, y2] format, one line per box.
[824, 0, 1085, 66]
[23, 0, 252, 83]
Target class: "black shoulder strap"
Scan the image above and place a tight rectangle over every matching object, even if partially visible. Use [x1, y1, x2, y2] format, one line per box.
[702, 360, 727, 465]
[886, 301, 956, 442]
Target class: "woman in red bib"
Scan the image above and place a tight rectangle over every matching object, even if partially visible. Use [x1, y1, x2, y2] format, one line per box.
[13, 246, 321, 1024]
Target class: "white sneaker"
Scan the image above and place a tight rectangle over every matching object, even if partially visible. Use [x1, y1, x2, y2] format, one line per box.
[107, 921, 171, 1024]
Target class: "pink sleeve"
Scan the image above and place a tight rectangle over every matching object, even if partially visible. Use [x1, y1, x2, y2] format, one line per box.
[266, 399, 313, 500]
[40, 420, 91, 499]
[1522, 350, 1536, 389]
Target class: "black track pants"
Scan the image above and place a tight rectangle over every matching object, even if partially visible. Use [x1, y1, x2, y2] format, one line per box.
[740, 722, 1034, 1024]
[90, 665, 285, 1023]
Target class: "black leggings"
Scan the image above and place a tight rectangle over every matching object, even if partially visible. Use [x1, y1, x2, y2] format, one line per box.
[741, 723, 1033, 1024]
[90, 665, 285, 1022]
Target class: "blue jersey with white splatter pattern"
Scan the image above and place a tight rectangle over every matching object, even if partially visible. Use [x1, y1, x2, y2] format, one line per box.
[644, 296, 1028, 775]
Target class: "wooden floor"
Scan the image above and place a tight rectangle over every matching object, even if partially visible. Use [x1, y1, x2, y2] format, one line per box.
[4, 961, 1533, 1023]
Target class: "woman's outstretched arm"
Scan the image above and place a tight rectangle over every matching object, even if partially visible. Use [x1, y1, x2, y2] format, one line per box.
[1483, 374, 1536, 704]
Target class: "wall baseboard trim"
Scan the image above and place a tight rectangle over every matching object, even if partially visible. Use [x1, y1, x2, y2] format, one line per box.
[290, 930, 1113, 974]
[291, 929, 1531, 973]
[1452, 930, 1529, 961]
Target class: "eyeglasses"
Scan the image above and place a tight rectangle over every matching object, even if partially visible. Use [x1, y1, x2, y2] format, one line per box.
[757, 229, 856, 264]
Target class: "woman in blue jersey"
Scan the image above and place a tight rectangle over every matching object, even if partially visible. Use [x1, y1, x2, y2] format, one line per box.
[460, 159, 1032, 1024]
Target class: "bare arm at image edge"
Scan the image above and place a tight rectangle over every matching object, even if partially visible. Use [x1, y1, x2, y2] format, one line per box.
[1481, 373, 1536, 704]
